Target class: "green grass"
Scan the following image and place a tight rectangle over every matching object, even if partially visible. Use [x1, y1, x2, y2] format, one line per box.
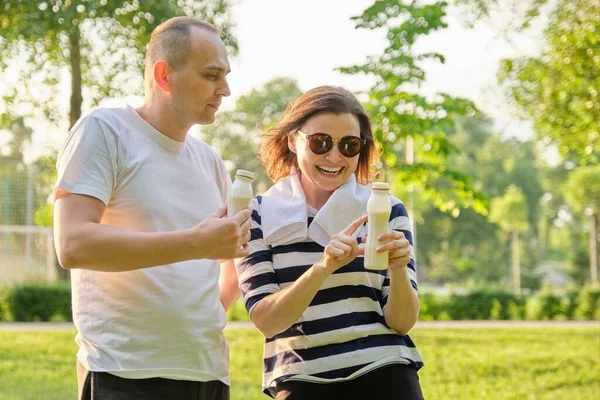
[0, 330, 76, 399]
[0, 327, 598, 399]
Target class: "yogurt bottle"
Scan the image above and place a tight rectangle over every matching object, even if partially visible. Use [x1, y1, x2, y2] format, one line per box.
[227, 169, 254, 217]
[364, 182, 392, 270]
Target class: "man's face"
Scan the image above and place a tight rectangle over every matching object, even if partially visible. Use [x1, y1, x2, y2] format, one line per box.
[169, 27, 231, 125]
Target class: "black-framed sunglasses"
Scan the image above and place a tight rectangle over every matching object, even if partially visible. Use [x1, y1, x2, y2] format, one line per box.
[297, 130, 367, 158]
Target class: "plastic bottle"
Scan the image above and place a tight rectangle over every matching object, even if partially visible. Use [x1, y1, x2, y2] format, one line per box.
[227, 170, 254, 217]
[364, 182, 392, 270]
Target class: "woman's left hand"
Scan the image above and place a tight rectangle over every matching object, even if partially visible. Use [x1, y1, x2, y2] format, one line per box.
[376, 230, 411, 270]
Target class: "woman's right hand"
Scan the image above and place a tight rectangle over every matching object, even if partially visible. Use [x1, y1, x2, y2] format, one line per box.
[320, 215, 368, 273]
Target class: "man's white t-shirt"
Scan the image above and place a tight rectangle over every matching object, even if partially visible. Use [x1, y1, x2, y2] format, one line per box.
[56, 105, 232, 384]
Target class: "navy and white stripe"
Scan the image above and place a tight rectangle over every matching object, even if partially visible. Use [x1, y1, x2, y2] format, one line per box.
[236, 194, 423, 398]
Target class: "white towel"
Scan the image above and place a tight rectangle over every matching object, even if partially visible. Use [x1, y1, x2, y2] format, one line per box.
[260, 170, 370, 247]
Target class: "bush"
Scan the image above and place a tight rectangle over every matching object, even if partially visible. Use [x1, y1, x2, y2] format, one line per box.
[526, 287, 563, 320]
[419, 293, 450, 321]
[419, 290, 526, 321]
[507, 300, 525, 320]
[575, 285, 600, 320]
[445, 290, 523, 320]
[1, 282, 594, 323]
[0, 285, 9, 321]
[490, 299, 502, 320]
[227, 299, 250, 322]
[8, 282, 72, 322]
[224, 287, 592, 322]
[562, 285, 581, 320]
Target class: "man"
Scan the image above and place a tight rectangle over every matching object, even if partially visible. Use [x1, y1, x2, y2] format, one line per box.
[54, 17, 251, 400]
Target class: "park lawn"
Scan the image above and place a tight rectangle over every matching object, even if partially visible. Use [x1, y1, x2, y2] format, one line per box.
[0, 327, 598, 400]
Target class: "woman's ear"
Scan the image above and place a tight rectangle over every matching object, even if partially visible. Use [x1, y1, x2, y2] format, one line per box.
[287, 133, 297, 154]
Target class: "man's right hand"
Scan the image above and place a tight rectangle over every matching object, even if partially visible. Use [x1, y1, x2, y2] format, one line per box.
[190, 206, 252, 260]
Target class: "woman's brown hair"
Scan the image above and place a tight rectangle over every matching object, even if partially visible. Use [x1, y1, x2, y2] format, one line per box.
[259, 86, 379, 185]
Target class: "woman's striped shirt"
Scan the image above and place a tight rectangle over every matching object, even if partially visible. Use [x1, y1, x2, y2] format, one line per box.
[236, 194, 424, 398]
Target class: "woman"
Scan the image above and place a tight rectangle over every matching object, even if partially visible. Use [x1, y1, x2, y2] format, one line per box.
[236, 86, 424, 399]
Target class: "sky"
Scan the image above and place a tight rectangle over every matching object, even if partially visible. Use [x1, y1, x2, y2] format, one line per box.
[221, 0, 545, 139]
[2, 0, 547, 161]
[225, 0, 543, 114]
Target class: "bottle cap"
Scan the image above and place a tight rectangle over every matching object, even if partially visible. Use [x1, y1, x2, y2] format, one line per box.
[235, 169, 255, 180]
[371, 182, 390, 190]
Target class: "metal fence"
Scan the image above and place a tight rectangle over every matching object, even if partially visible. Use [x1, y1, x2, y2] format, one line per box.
[0, 156, 58, 283]
[0, 225, 57, 283]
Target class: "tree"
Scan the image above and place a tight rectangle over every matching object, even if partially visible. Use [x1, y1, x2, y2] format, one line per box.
[473, 136, 542, 290]
[489, 185, 530, 294]
[199, 77, 303, 193]
[455, 0, 554, 32]
[0, 108, 60, 230]
[563, 165, 600, 286]
[537, 162, 569, 260]
[418, 116, 497, 286]
[417, 116, 542, 289]
[498, 0, 600, 165]
[0, 113, 34, 225]
[339, 0, 487, 216]
[477, 136, 543, 231]
[0, 0, 238, 128]
[0, 112, 58, 228]
[0, 113, 62, 277]
[32, 155, 58, 227]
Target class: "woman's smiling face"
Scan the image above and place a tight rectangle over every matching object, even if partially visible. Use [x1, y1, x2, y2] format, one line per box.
[289, 112, 361, 206]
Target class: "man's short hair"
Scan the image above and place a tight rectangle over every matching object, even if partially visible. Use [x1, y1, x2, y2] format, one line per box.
[144, 17, 218, 90]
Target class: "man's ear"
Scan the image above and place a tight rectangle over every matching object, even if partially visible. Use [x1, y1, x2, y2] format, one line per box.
[287, 133, 297, 154]
[153, 61, 171, 92]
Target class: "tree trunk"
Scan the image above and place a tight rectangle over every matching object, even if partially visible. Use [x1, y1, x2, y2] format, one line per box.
[57, 25, 82, 281]
[540, 216, 551, 260]
[512, 230, 521, 295]
[589, 212, 598, 286]
[69, 26, 83, 129]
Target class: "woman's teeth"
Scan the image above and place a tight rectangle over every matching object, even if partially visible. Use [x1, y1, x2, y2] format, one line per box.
[317, 165, 343, 175]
